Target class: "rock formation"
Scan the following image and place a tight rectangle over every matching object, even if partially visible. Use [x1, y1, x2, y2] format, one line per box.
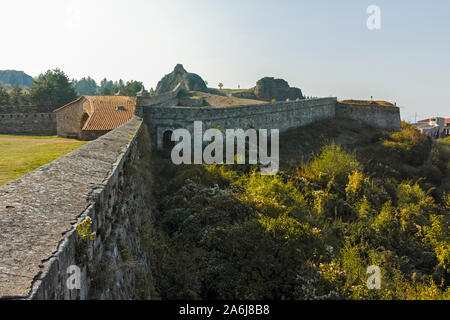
[254, 77, 304, 101]
[155, 64, 207, 94]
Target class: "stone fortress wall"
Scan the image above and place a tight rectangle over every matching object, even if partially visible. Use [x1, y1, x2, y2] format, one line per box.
[335, 102, 402, 131]
[0, 117, 155, 299]
[0, 89, 402, 300]
[143, 98, 338, 150]
[0, 112, 57, 135]
[137, 92, 402, 150]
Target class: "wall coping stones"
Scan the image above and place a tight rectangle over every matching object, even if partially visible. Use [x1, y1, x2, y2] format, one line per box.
[0, 117, 143, 299]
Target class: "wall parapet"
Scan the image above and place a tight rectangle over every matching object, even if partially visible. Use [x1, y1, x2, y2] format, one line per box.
[0, 112, 56, 135]
[335, 102, 402, 130]
[143, 97, 338, 150]
[0, 116, 153, 300]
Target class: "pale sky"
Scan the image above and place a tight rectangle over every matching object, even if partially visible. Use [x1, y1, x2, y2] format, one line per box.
[1, 0, 449, 121]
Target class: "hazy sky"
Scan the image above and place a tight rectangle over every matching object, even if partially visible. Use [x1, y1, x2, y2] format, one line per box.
[1, 0, 449, 121]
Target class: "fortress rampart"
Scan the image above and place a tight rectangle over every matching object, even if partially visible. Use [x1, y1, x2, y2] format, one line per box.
[0, 92, 402, 299]
[138, 96, 401, 150]
[0, 112, 56, 135]
[0, 117, 154, 299]
[335, 102, 402, 131]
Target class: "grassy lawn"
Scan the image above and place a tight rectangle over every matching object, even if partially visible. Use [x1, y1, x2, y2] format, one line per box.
[0, 135, 87, 186]
[0, 134, 60, 140]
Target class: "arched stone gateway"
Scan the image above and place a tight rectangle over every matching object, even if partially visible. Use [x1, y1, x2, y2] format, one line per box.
[156, 126, 180, 151]
[162, 130, 175, 151]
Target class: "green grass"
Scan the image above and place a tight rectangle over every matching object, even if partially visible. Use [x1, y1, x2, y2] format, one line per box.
[0, 134, 61, 139]
[0, 136, 87, 186]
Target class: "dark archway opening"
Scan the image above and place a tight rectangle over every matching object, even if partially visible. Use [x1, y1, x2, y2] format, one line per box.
[162, 130, 175, 152]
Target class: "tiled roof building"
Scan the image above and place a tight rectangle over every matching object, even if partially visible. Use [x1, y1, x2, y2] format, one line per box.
[414, 117, 449, 139]
[54, 95, 136, 140]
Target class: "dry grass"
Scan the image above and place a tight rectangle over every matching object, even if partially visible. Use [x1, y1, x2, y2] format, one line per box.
[190, 91, 266, 107]
[340, 100, 395, 107]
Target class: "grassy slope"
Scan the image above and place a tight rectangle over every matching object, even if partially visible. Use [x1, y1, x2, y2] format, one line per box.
[0, 136, 87, 186]
[281, 119, 450, 193]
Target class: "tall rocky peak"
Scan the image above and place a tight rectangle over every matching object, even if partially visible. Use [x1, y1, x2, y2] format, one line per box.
[155, 64, 207, 94]
[173, 64, 187, 74]
[254, 77, 304, 101]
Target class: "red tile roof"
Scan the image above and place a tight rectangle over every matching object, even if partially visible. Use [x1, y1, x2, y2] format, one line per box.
[418, 118, 450, 124]
[81, 96, 136, 131]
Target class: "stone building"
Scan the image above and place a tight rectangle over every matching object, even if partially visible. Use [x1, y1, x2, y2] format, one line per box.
[54, 95, 136, 140]
[414, 117, 448, 139]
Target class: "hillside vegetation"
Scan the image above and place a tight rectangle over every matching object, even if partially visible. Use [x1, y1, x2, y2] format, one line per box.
[143, 119, 449, 300]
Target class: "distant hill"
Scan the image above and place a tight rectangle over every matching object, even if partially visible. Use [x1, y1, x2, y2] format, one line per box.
[0, 70, 34, 89]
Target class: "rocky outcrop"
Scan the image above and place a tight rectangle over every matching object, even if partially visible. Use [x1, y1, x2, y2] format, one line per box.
[231, 91, 257, 100]
[254, 77, 304, 101]
[155, 64, 207, 94]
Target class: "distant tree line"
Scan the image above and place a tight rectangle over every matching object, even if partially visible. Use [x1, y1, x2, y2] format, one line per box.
[0, 68, 151, 113]
[72, 77, 151, 97]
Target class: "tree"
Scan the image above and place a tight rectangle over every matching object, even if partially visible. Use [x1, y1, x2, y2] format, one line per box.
[99, 78, 114, 95]
[111, 79, 125, 95]
[73, 77, 98, 95]
[29, 69, 78, 111]
[0, 85, 9, 106]
[218, 82, 223, 90]
[9, 84, 25, 107]
[122, 80, 145, 97]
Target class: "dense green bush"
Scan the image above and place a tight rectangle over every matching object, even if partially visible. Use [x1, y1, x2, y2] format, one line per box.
[144, 122, 450, 300]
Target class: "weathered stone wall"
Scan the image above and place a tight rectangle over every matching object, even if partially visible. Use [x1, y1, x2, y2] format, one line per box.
[0, 117, 155, 300]
[231, 91, 257, 100]
[0, 112, 56, 135]
[54, 98, 85, 139]
[177, 98, 205, 107]
[335, 102, 402, 130]
[0, 105, 54, 114]
[80, 130, 110, 141]
[134, 82, 186, 117]
[143, 98, 337, 150]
